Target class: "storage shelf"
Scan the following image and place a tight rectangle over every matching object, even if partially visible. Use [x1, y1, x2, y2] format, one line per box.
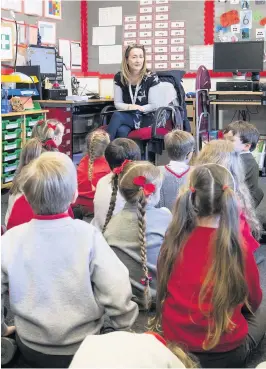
[210, 91, 263, 96]
[1, 110, 49, 118]
[211, 101, 261, 106]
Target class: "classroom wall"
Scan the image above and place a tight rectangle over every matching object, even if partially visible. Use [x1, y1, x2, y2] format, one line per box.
[1, 1, 81, 48]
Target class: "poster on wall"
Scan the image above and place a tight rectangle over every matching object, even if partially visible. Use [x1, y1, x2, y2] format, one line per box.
[1, 24, 14, 61]
[38, 21, 56, 45]
[24, 0, 43, 17]
[44, 0, 62, 20]
[1, 0, 22, 13]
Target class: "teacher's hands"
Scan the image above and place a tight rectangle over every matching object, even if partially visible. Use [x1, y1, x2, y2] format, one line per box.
[128, 104, 144, 112]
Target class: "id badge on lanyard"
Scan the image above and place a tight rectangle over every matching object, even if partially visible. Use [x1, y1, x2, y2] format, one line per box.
[129, 83, 140, 105]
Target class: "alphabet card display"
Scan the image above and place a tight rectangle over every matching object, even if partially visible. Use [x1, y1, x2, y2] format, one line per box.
[123, 0, 186, 71]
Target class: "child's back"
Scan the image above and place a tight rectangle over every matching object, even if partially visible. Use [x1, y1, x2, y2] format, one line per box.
[158, 130, 194, 211]
[1, 152, 138, 365]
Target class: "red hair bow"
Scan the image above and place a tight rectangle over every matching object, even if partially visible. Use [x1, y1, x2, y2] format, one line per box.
[133, 176, 156, 196]
[37, 120, 45, 126]
[113, 159, 132, 175]
[43, 139, 57, 149]
[47, 123, 57, 130]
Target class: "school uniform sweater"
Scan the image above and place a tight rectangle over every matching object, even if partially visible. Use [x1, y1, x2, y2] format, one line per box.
[70, 331, 185, 368]
[76, 155, 111, 210]
[162, 226, 262, 353]
[158, 162, 191, 211]
[1, 214, 138, 355]
[104, 204, 172, 307]
[6, 195, 74, 230]
[240, 152, 264, 208]
[91, 172, 126, 231]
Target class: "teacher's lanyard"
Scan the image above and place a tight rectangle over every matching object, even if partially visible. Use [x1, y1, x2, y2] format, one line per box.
[129, 83, 140, 105]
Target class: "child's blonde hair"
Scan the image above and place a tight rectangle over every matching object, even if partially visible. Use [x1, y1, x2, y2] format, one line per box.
[31, 119, 64, 150]
[105, 161, 162, 309]
[21, 152, 77, 215]
[196, 139, 261, 238]
[10, 138, 43, 196]
[86, 129, 110, 184]
[164, 129, 195, 161]
[151, 164, 249, 350]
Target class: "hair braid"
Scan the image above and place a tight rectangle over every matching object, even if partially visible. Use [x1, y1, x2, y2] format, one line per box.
[102, 174, 119, 233]
[137, 191, 151, 310]
[88, 134, 97, 188]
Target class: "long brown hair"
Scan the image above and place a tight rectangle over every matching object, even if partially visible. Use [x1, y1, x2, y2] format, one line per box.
[105, 161, 162, 309]
[86, 130, 110, 185]
[150, 164, 249, 350]
[121, 44, 147, 85]
[10, 138, 43, 195]
[195, 139, 261, 238]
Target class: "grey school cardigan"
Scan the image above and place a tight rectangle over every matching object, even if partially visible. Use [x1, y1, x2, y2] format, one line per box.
[158, 165, 190, 211]
[104, 203, 172, 308]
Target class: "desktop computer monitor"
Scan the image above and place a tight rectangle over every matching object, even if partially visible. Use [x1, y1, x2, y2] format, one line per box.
[213, 41, 264, 73]
[28, 45, 56, 79]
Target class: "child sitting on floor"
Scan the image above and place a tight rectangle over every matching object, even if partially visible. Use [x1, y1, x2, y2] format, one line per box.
[224, 120, 264, 208]
[70, 331, 198, 368]
[158, 129, 195, 211]
[104, 160, 172, 310]
[32, 118, 64, 151]
[1, 151, 138, 369]
[196, 139, 261, 252]
[151, 163, 265, 368]
[75, 129, 111, 214]
[92, 138, 141, 231]
[5, 138, 42, 226]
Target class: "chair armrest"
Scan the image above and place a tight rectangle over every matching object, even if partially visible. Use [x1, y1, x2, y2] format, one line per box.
[100, 105, 116, 126]
[151, 106, 173, 138]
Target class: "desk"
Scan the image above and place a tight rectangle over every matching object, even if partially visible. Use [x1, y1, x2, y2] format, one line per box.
[209, 91, 264, 129]
[1, 109, 48, 189]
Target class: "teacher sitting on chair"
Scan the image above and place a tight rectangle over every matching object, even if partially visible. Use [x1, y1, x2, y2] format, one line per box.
[107, 44, 160, 140]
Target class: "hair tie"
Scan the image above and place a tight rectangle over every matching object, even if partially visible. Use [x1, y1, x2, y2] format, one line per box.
[43, 139, 57, 149]
[222, 185, 229, 191]
[133, 176, 156, 196]
[190, 186, 196, 193]
[113, 159, 132, 175]
[47, 123, 57, 131]
[140, 275, 152, 286]
[37, 120, 45, 126]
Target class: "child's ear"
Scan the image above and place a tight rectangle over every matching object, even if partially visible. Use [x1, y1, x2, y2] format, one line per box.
[245, 143, 251, 151]
[71, 189, 78, 204]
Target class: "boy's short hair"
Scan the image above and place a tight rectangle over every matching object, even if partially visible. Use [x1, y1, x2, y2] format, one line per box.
[164, 129, 195, 161]
[224, 121, 260, 152]
[104, 138, 141, 170]
[22, 152, 77, 215]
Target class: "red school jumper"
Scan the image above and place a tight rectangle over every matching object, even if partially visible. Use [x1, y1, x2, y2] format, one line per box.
[75, 155, 111, 213]
[162, 226, 262, 353]
[7, 195, 74, 230]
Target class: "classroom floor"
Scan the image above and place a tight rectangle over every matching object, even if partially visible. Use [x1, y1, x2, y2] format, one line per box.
[1, 177, 266, 368]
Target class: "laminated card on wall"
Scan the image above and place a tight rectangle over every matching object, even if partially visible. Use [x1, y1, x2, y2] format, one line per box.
[189, 45, 213, 71]
[99, 45, 122, 64]
[93, 26, 116, 45]
[99, 7, 122, 26]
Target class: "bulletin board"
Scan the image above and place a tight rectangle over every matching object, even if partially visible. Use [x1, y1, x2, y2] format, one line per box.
[86, 0, 205, 76]
[214, 0, 266, 72]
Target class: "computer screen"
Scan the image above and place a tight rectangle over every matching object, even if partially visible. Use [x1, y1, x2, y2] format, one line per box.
[28, 46, 56, 77]
[213, 41, 264, 73]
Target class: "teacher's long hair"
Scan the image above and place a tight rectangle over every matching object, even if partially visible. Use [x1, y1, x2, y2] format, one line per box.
[121, 44, 147, 86]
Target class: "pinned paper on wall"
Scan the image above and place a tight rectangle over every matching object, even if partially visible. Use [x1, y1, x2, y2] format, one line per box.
[1, 0, 22, 13]
[99, 7, 122, 26]
[38, 21, 56, 45]
[189, 45, 213, 71]
[59, 39, 71, 69]
[1, 23, 14, 61]
[241, 0, 250, 9]
[17, 22, 26, 44]
[27, 25, 38, 45]
[256, 28, 265, 39]
[92, 26, 116, 45]
[70, 41, 82, 69]
[230, 0, 240, 4]
[240, 10, 252, 29]
[44, 0, 62, 20]
[24, 0, 43, 16]
[231, 24, 241, 33]
[99, 45, 122, 64]
[241, 27, 250, 39]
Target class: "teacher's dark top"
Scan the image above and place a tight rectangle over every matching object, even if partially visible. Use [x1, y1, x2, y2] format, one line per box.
[114, 71, 160, 109]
